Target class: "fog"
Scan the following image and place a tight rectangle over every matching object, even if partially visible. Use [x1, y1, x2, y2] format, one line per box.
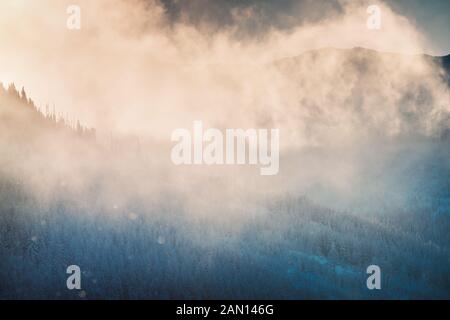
[1, 0, 450, 300]
[0, 0, 449, 221]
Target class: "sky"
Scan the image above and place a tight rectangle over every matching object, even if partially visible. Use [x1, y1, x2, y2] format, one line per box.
[158, 0, 450, 56]
[390, 0, 450, 56]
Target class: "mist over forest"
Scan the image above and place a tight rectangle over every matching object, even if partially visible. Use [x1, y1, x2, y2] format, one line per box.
[0, 0, 449, 299]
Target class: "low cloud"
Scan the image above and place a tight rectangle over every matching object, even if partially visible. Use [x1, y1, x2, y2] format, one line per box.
[0, 0, 448, 220]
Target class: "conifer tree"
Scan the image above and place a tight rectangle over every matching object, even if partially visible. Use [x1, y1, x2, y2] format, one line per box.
[8, 83, 19, 99]
[21, 87, 27, 101]
[0, 83, 5, 97]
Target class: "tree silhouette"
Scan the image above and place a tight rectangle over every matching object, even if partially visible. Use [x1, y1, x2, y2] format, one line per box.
[0, 82, 95, 140]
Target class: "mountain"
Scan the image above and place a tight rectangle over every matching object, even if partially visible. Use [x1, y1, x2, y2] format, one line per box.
[273, 47, 450, 140]
[440, 54, 450, 83]
[0, 48, 449, 299]
[277, 47, 450, 82]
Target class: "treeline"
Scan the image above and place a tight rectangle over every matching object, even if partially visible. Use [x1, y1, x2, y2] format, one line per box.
[0, 82, 95, 139]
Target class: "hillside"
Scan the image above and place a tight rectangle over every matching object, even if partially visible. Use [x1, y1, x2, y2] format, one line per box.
[0, 83, 95, 142]
[0, 48, 449, 299]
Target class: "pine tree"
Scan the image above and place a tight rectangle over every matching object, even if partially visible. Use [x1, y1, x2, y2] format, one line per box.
[20, 87, 27, 101]
[0, 83, 5, 97]
[8, 83, 19, 99]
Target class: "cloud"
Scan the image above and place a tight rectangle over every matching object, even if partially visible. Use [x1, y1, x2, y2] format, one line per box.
[158, 0, 344, 37]
[0, 0, 434, 132]
[0, 0, 448, 219]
